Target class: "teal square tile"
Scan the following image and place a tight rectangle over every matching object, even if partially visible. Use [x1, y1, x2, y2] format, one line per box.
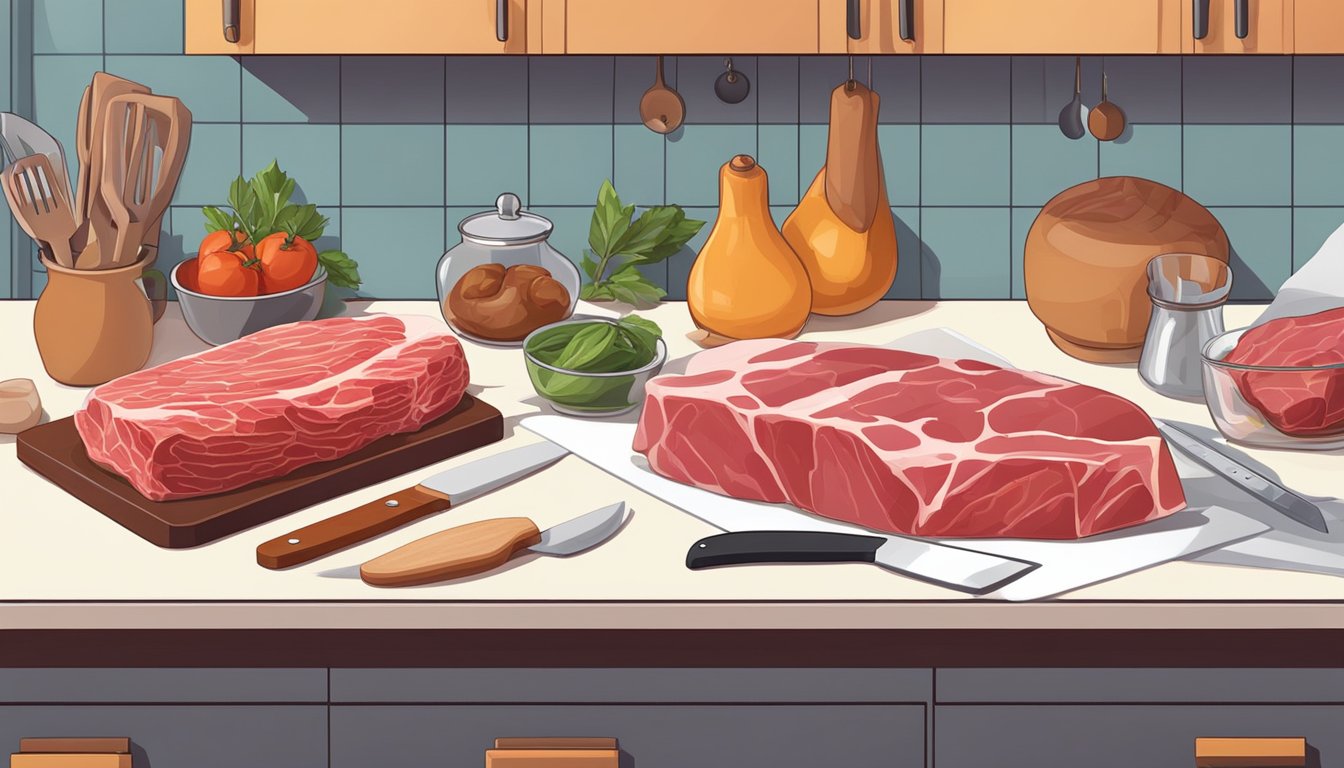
[32, 56, 103, 186]
[161, 206, 199, 298]
[922, 125, 1011, 206]
[1011, 125, 1098, 207]
[888, 207, 921, 300]
[798, 124, 827, 198]
[758, 125, 798, 207]
[613, 125, 664, 207]
[0, 0, 11, 110]
[1293, 208, 1344, 273]
[342, 125, 445, 206]
[1184, 125, 1291, 207]
[446, 125, 528, 207]
[173, 124, 241, 207]
[32, 269, 47, 296]
[529, 125, 613, 207]
[34, 0, 102, 53]
[104, 55, 242, 123]
[665, 206, 716, 301]
[877, 125, 920, 208]
[1294, 126, 1344, 206]
[443, 207, 478, 251]
[920, 208, 1011, 299]
[1011, 207, 1043, 300]
[242, 57, 341, 123]
[1210, 207, 1292, 301]
[665, 125, 756, 207]
[243, 125, 340, 206]
[341, 208, 445, 299]
[1099, 124, 1182, 191]
[105, 0, 183, 53]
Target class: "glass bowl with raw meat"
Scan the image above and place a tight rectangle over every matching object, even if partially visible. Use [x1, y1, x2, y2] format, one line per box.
[1200, 306, 1344, 450]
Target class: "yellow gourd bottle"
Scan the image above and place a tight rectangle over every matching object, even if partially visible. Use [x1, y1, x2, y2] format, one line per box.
[688, 155, 812, 341]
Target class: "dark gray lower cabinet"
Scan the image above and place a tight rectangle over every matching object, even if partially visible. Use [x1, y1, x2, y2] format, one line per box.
[331, 704, 926, 768]
[0, 705, 327, 768]
[937, 705, 1344, 768]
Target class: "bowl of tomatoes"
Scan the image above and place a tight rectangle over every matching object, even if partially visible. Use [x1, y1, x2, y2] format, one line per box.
[172, 228, 327, 346]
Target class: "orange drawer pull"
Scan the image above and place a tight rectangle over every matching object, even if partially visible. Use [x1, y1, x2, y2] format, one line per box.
[1195, 737, 1307, 768]
[486, 737, 619, 768]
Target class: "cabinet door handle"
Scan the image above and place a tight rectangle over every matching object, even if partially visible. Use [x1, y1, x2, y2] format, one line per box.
[1193, 0, 1211, 39]
[1234, 0, 1249, 39]
[222, 0, 240, 43]
[496, 0, 508, 42]
[847, 0, 862, 40]
[1194, 737, 1307, 768]
[899, 0, 915, 41]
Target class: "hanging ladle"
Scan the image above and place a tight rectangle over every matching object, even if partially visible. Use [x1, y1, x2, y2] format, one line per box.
[641, 56, 685, 134]
[1057, 57, 1088, 140]
[1088, 70, 1127, 142]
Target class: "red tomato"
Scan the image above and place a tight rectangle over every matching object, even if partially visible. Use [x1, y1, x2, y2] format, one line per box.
[199, 229, 254, 260]
[256, 232, 319, 294]
[196, 250, 260, 297]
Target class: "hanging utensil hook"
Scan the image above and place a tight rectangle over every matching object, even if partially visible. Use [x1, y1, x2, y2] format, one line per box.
[847, 55, 856, 91]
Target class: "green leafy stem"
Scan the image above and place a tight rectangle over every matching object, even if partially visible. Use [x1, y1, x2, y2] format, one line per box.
[579, 180, 704, 307]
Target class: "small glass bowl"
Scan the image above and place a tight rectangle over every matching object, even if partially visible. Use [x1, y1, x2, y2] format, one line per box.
[522, 318, 668, 418]
[1200, 326, 1344, 450]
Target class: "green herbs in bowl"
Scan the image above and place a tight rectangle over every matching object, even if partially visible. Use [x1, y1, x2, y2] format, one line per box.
[523, 316, 668, 417]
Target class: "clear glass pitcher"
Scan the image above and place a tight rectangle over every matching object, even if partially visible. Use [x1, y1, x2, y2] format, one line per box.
[1138, 252, 1233, 401]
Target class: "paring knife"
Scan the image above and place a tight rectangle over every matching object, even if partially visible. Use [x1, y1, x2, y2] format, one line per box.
[1157, 421, 1329, 533]
[685, 530, 1038, 595]
[361, 502, 628, 587]
[256, 441, 569, 569]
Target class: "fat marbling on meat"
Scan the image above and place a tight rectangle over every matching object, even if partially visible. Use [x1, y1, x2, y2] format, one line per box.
[633, 339, 1185, 539]
[76, 315, 470, 501]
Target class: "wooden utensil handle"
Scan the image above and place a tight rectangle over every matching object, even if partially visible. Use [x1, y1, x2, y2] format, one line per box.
[256, 486, 451, 569]
[360, 517, 541, 587]
[1195, 737, 1307, 767]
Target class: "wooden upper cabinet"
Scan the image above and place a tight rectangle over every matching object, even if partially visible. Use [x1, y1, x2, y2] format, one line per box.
[819, 0, 945, 53]
[561, 0, 821, 53]
[942, 0, 1183, 53]
[1184, 0, 1292, 52]
[1295, 0, 1344, 52]
[188, 0, 528, 54]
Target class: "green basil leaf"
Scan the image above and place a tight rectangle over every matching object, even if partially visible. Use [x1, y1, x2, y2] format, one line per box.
[283, 204, 328, 241]
[552, 323, 618, 371]
[201, 206, 236, 234]
[613, 205, 680, 259]
[317, 251, 361, 289]
[640, 215, 706, 264]
[579, 250, 601, 282]
[580, 283, 615, 301]
[619, 315, 663, 339]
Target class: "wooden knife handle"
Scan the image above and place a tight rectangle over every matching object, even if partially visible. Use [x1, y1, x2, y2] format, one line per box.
[360, 517, 541, 587]
[1195, 737, 1307, 767]
[256, 486, 452, 570]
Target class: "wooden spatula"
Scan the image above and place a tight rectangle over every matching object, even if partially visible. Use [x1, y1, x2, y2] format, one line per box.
[3, 154, 76, 268]
[76, 73, 150, 264]
[109, 93, 191, 268]
[99, 95, 147, 269]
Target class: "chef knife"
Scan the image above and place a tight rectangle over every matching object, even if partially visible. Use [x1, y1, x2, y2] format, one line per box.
[257, 441, 569, 569]
[361, 501, 628, 587]
[686, 530, 1038, 595]
[1157, 421, 1329, 533]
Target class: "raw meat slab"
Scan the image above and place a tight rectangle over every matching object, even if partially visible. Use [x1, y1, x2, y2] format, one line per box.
[18, 395, 502, 548]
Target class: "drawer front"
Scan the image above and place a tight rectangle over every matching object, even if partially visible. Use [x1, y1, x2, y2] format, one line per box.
[332, 704, 924, 768]
[0, 669, 327, 703]
[0, 706, 326, 768]
[937, 705, 1344, 768]
[937, 668, 1344, 703]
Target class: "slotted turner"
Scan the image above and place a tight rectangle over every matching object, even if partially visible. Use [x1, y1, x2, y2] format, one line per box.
[3, 154, 76, 268]
[104, 93, 191, 268]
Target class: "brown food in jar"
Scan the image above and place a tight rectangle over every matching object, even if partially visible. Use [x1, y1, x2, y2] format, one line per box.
[445, 263, 571, 341]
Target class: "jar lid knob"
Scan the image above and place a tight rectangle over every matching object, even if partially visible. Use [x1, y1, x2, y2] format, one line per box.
[496, 193, 522, 220]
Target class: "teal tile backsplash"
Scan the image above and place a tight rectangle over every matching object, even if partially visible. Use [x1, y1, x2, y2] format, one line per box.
[4, 6, 1344, 301]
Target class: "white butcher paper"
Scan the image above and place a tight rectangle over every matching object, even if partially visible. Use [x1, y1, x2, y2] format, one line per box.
[1253, 217, 1344, 326]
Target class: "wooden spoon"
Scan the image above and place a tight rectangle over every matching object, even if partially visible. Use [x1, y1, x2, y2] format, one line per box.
[640, 56, 685, 134]
[1088, 72, 1126, 142]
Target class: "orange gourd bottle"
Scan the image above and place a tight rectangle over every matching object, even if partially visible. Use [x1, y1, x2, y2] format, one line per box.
[688, 155, 812, 341]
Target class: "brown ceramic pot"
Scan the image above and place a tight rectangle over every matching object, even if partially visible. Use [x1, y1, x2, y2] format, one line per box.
[1024, 176, 1230, 363]
[33, 251, 161, 386]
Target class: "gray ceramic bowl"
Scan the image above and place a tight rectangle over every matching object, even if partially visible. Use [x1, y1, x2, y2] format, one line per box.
[171, 261, 327, 346]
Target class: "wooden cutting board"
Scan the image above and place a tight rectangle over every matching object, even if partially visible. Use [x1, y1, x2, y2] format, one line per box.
[16, 395, 503, 548]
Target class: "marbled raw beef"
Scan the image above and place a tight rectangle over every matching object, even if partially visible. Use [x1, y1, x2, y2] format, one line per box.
[633, 340, 1185, 539]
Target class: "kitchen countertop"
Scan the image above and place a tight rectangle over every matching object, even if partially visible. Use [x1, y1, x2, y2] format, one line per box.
[2, 299, 1342, 633]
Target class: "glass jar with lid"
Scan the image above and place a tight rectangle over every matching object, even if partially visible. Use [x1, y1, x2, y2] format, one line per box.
[436, 193, 582, 346]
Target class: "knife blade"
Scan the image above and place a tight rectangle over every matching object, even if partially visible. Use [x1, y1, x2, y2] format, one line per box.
[685, 530, 1038, 595]
[256, 441, 569, 569]
[1157, 421, 1329, 533]
[360, 502, 628, 587]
